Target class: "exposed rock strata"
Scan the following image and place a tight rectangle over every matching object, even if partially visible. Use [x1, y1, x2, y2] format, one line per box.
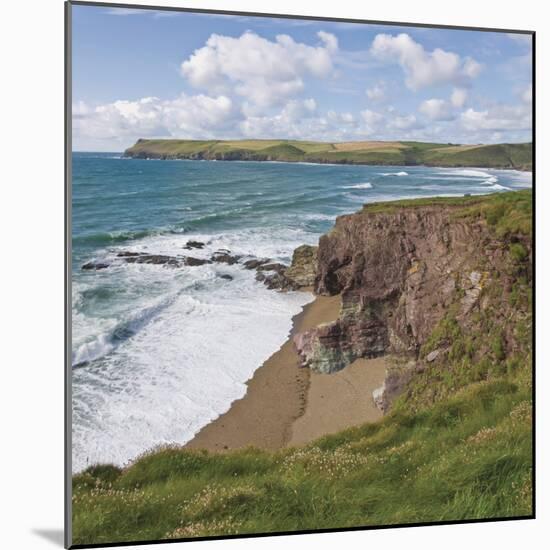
[293, 203, 531, 383]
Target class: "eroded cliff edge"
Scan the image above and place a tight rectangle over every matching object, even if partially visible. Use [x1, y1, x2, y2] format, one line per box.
[294, 191, 532, 413]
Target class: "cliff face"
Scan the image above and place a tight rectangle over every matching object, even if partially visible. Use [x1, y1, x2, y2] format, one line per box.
[293, 193, 532, 412]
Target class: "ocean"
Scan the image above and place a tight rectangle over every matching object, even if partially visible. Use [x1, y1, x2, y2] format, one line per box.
[71, 152, 531, 472]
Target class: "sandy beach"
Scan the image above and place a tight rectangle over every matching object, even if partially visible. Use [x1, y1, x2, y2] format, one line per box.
[186, 293, 387, 452]
[288, 357, 386, 446]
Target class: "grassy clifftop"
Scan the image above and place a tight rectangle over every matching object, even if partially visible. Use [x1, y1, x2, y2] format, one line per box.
[72, 191, 533, 546]
[123, 139, 532, 170]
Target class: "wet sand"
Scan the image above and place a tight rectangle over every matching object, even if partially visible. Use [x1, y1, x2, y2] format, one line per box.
[185, 294, 387, 452]
[185, 293, 341, 452]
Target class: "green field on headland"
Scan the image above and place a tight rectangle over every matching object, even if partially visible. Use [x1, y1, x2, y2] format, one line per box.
[72, 191, 533, 546]
[124, 139, 532, 170]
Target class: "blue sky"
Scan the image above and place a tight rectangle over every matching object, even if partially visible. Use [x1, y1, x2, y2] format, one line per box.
[72, 4, 533, 151]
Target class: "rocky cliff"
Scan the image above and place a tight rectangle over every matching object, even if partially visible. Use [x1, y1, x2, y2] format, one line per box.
[294, 191, 532, 412]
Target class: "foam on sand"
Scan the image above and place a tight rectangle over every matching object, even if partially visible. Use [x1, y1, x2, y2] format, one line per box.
[71, 229, 315, 472]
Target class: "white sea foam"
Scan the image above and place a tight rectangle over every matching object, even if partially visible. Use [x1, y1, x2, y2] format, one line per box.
[344, 182, 373, 189]
[438, 169, 492, 178]
[72, 266, 312, 472]
[489, 183, 512, 191]
[71, 228, 317, 472]
[380, 171, 409, 176]
[480, 176, 499, 185]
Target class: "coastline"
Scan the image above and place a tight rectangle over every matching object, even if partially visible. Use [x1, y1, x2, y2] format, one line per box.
[185, 292, 342, 452]
[122, 154, 532, 173]
[185, 292, 389, 452]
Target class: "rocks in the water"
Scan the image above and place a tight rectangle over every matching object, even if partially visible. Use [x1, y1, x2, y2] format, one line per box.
[285, 244, 318, 287]
[183, 256, 211, 267]
[116, 251, 142, 258]
[82, 261, 109, 270]
[248, 247, 318, 291]
[184, 240, 205, 250]
[80, 251, 210, 269]
[243, 258, 271, 270]
[253, 261, 302, 291]
[256, 262, 287, 274]
[218, 274, 233, 281]
[119, 253, 182, 267]
[83, 244, 315, 294]
[256, 270, 300, 291]
[211, 251, 241, 265]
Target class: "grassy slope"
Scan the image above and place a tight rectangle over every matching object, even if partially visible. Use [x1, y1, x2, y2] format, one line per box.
[124, 139, 532, 170]
[72, 191, 533, 546]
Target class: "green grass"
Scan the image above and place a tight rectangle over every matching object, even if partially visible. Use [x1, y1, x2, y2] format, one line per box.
[124, 139, 532, 169]
[420, 143, 532, 170]
[361, 189, 532, 237]
[72, 374, 532, 545]
[72, 190, 532, 545]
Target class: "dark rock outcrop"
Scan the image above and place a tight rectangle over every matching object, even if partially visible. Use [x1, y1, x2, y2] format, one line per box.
[82, 251, 213, 269]
[183, 257, 211, 267]
[184, 240, 205, 250]
[82, 261, 109, 270]
[243, 258, 271, 270]
[211, 251, 241, 265]
[285, 245, 318, 287]
[253, 250, 318, 292]
[256, 262, 287, 274]
[116, 251, 212, 267]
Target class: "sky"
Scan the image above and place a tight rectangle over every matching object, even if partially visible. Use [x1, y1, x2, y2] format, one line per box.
[71, 4, 533, 152]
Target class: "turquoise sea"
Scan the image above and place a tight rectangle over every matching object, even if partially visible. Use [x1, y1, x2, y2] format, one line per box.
[71, 152, 531, 472]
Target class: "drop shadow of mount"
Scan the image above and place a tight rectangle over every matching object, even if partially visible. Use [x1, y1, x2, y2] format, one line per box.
[33, 529, 64, 547]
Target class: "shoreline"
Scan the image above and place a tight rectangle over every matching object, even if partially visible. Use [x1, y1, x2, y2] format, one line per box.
[185, 293, 388, 453]
[185, 293, 342, 452]
[120, 154, 532, 173]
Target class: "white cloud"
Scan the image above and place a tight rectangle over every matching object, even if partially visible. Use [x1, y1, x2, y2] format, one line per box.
[328, 110, 356, 125]
[317, 31, 339, 53]
[450, 88, 468, 108]
[73, 94, 237, 142]
[419, 98, 454, 121]
[389, 113, 423, 130]
[460, 104, 531, 132]
[360, 109, 384, 126]
[161, 94, 236, 134]
[180, 31, 338, 107]
[366, 82, 386, 102]
[240, 98, 320, 139]
[370, 33, 482, 90]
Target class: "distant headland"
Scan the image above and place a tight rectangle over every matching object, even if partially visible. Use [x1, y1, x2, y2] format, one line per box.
[123, 139, 532, 171]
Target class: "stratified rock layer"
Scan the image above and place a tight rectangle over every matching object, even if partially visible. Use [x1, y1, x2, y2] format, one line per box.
[294, 202, 530, 374]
